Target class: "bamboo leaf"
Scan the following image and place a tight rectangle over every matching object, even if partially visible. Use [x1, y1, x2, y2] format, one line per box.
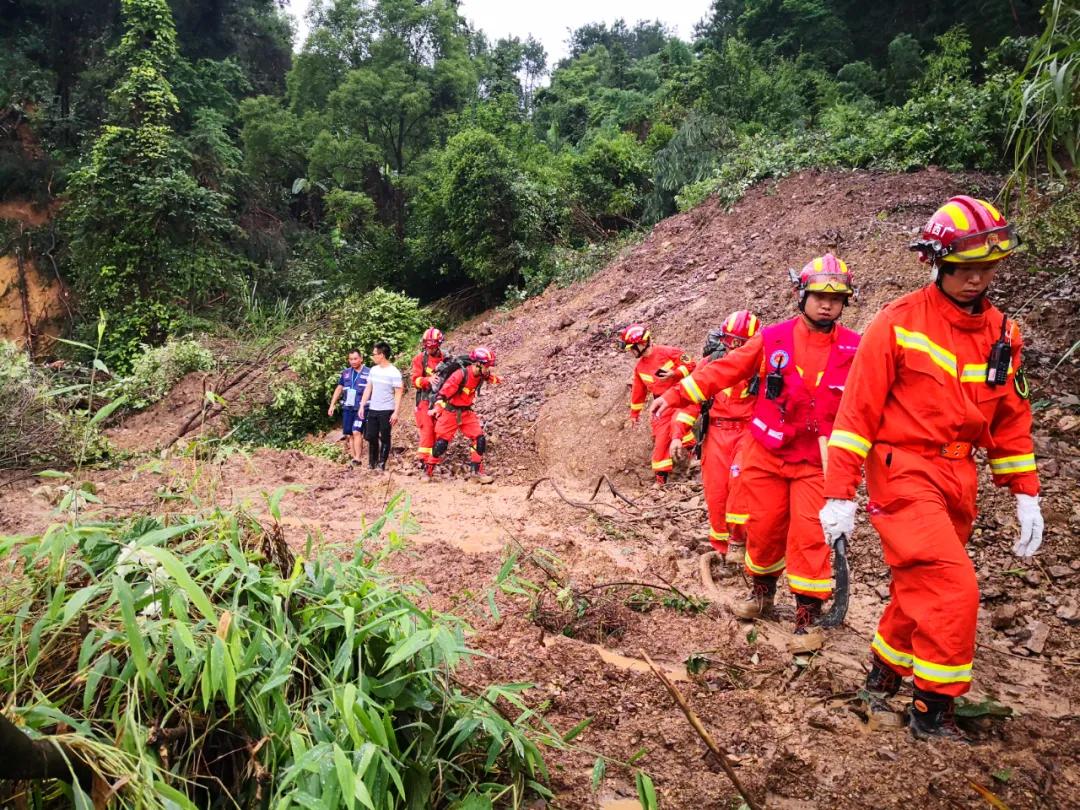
[89, 395, 127, 427]
[591, 757, 606, 791]
[635, 770, 657, 809]
[333, 744, 357, 810]
[562, 715, 593, 743]
[138, 544, 216, 623]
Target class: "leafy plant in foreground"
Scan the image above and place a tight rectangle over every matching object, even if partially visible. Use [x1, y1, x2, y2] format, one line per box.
[0, 494, 552, 808]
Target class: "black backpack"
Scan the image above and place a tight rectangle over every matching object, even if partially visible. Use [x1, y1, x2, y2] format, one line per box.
[426, 355, 476, 406]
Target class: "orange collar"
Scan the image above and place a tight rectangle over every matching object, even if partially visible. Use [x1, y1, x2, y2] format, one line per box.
[926, 283, 1000, 333]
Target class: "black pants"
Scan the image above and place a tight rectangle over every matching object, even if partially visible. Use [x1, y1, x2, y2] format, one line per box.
[365, 409, 393, 468]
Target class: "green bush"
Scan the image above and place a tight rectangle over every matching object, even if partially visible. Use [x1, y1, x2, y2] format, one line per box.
[254, 288, 428, 440]
[112, 337, 215, 411]
[0, 497, 552, 808]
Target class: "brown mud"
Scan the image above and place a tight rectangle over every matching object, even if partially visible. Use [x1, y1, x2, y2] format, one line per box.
[3, 168, 1079, 808]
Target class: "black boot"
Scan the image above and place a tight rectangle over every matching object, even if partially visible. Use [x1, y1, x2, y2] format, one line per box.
[908, 687, 969, 742]
[860, 654, 903, 725]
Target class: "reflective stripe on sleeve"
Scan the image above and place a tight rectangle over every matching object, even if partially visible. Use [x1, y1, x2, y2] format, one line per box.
[652, 459, 674, 471]
[675, 412, 697, 426]
[828, 429, 871, 459]
[629, 402, 645, 412]
[989, 453, 1037, 474]
[681, 376, 706, 404]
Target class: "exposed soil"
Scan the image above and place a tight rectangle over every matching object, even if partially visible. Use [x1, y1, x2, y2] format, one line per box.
[0, 201, 68, 353]
[3, 168, 1079, 809]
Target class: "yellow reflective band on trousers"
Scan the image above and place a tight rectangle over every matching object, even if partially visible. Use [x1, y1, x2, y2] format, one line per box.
[681, 376, 706, 404]
[726, 512, 748, 525]
[744, 551, 785, 575]
[709, 527, 729, 542]
[827, 429, 871, 459]
[989, 453, 1037, 474]
[787, 573, 832, 592]
[913, 656, 972, 685]
[417, 446, 432, 456]
[871, 632, 913, 669]
[652, 459, 674, 471]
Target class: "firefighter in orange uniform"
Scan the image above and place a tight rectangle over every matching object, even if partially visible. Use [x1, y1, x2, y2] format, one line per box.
[652, 256, 859, 648]
[620, 324, 696, 486]
[667, 312, 761, 557]
[427, 346, 500, 483]
[411, 327, 446, 465]
[819, 196, 1044, 740]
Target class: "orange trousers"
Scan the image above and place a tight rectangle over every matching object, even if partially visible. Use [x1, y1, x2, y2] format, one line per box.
[725, 436, 750, 544]
[414, 400, 436, 462]
[741, 439, 832, 600]
[431, 408, 484, 464]
[865, 444, 979, 697]
[649, 410, 675, 474]
[700, 421, 748, 552]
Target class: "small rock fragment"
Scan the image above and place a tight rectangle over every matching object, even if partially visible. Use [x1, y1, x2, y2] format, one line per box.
[1022, 569, 1042, 587]
[1055, 601, 1080, 624]
[1022, 620, 1050, 655]
[1048, 565, 1072, 580]
[991, 605, 1018, 630]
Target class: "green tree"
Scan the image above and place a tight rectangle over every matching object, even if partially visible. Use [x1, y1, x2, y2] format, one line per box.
[64, 0, 238, 368]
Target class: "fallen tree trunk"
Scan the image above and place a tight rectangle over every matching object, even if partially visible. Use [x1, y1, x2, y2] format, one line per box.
[0, 713, 93, 786]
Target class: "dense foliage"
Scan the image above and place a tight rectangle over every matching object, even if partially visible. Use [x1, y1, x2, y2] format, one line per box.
[0, 498, 552, 807]
[237, 287, 428, 442]
[0, 0, 1075, 361]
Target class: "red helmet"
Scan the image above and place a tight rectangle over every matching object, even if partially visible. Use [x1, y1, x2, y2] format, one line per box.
[792, 253, 854, 305]
[469, 346, 495, 366]
[720, 310, 760, 345]
[618, 323, 651, 352]
[911, 195, 1018, 266]
[422, 327, 444, 349]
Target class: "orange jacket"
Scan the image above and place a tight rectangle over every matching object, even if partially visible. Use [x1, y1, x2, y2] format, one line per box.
[629, 345, 694, 417]
[436, 366, 498, 409]
[661, 317, 843, 419]
[670, 354, 755, 446]
[824, 284, 1039, 499]
[411, 349, 444, 391]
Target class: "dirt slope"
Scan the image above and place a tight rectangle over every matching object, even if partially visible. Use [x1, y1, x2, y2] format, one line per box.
[3, 168, 1079, 809]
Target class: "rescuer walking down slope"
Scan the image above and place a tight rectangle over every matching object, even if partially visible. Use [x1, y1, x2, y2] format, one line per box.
[652, 256, 859, 651]
[667, 312, 761, 557]
[620, 324, 696, 486]
[819, 196, 1044, 741]
[411, 327, 446, 466]
[425, 346, 501, 483]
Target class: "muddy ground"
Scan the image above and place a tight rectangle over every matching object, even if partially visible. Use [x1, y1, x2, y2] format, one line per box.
[3, 168, 1079, 808]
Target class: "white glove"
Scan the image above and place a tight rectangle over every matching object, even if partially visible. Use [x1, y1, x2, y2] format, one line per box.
[819, 498, 857, 547]
[1012, 494, 1044, 558]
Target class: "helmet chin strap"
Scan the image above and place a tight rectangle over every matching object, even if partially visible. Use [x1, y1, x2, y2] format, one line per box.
[798, 295, 841, 331]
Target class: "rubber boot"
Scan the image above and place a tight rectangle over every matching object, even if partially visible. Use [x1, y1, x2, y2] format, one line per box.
[724, 543, 745, 566]
[859, 654, 903, 728]
[731, 574, 777, 619]
[908, 687, 970, 743]
[787, 594, 825, 653]
[469, 462, 494, 484]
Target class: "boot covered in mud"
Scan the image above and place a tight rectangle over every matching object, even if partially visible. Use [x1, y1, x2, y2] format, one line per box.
[421, 463, 436, 483]
[731, 574, 777, 619]
[908, 687, 970, 743]
[653, 471, 669, 488]
[468, 462, 494, 484]
[787, 594, 825, 653]
[724, 543, 745, 566]
[859, 654, 903, 727]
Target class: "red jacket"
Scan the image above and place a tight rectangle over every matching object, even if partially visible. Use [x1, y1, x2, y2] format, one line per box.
[629, 345, 695, 418]
[670, 353, 754, 446]
[411, 349, 444, 391]
[437, 366, 497, 409]
[662, 317, 859, 465]
[824, 284, 1039, 499]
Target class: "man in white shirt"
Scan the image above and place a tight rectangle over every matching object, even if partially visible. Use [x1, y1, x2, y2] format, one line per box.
[359, 341, 404, 471]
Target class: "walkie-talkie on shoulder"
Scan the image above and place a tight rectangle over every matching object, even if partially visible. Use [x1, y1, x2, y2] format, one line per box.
[986, 315, 1011, 387]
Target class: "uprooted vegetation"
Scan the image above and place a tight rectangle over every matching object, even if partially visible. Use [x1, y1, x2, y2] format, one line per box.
[0, 495, 555, 808]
